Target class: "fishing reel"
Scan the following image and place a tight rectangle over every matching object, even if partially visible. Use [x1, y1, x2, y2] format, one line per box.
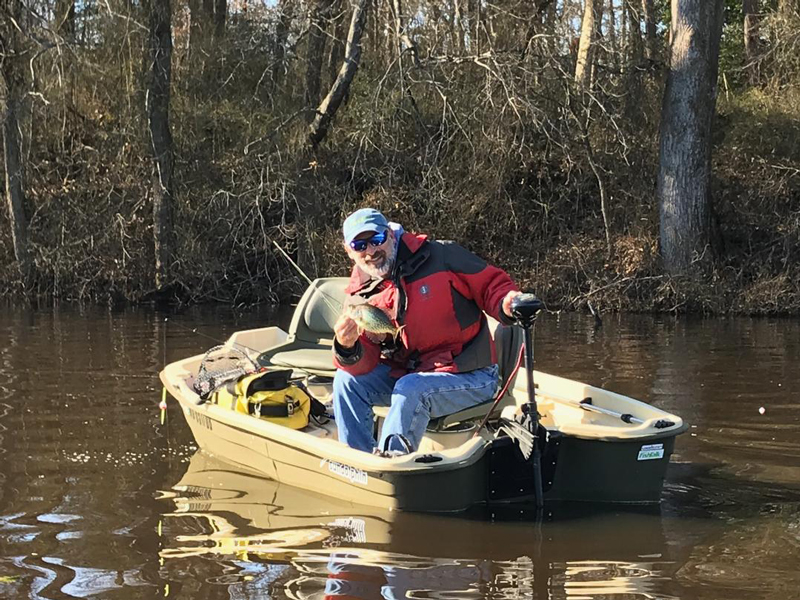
[510, 293, 544, 328]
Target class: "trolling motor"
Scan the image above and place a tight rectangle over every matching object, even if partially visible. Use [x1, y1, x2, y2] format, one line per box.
[508, 293, 546, 507]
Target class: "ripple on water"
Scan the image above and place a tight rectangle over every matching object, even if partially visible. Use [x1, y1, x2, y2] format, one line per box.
[675, 506, 800, 597]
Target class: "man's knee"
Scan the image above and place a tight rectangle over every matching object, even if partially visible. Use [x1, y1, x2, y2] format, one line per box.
[333, 366, 392, 404]
[333, 368, 355, 393]
[391, 374, 430, 409]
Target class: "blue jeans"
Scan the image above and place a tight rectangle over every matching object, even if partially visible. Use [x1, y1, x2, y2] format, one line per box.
[333, 363, 499, 453]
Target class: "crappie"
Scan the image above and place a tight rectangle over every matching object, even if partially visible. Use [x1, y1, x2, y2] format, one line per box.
[345, 304, 405, 339]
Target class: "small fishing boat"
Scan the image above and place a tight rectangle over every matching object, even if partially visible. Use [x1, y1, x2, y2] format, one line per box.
[159, 278, 688, 513]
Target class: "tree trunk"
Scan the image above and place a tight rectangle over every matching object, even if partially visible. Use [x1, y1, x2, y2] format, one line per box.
[624, 0, 645, 113]
[607, 0, 617, 66]
[575, 0, 600, 88]
[391, 0, 419, 67]
[543, 0, 556, 55]
[621, 0, 629, 66]
[642, 0, 657, 61]
[147, 0, 175, 290]
[327, 0, 346, 87]
[473, 0, 483, 53]
[1, 0, 31, 283]
[743, 0, 760, 78]
[305, 0, 335, 111]
[626, 0, 644, 64]
[451, 0, 464, 53]
[214, 0, 226, 38]
[271, 0, 294, 91]
[308, 0, 369, 147]
[189, 0, 212, 59]
[656, 0, 725, 273]
[2, 71, 31, 282]
[55, 0, 76, 38]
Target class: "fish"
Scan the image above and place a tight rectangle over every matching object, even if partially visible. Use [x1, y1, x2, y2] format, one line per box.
[345, 304, 405, 340]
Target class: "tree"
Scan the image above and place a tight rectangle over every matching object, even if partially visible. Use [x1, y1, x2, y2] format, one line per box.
[327, 0, 346, 86]
[214, 0, 226, 38]
[271, 0, 295, 91]
[1, 0, 31, 284]
[656, 0, 725, 273]
[607, 0, 618, 67]
[743, 0, 760, 77]
[305, 0, 336, 111]
[146, 0, 175, 290]
[575, 0, 601, 88]
[189, 0, 212, 53]
[308, 0, 369, 147]
[55, 0, 76, 38]
[626, 0, 644, 64]
[642, 0, 658, 60]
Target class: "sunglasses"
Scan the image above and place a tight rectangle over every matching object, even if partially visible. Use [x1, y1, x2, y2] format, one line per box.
[349, 230, 389, 252]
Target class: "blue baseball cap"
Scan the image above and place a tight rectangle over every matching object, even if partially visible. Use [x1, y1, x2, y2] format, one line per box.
[342, 208, 389, 243]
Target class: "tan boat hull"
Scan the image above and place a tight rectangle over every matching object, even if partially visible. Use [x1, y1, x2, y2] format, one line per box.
[160, 322, 688, 512]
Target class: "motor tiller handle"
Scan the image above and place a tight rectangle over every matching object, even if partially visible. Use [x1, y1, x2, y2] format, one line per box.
[510, 293, 545, 507]
[510, 293, 544, 327]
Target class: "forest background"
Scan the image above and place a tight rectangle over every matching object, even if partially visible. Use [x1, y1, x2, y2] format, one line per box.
[1, 0, 799, 314]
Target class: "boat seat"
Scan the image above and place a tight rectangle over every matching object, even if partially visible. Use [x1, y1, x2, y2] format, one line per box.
[267, 344, 337, 374]
[257, 277, 347, 377]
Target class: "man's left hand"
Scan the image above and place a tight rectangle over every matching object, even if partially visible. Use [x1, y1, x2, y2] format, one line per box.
[502, 290, 523, 319]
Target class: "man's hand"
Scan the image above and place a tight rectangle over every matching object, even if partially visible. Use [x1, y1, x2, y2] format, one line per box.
[502, 290, 523, 319]
[334, 314, 360, 348]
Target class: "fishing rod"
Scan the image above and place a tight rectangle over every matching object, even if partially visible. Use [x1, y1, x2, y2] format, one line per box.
[164, 239, 343, 364]
[164, 317, 262, 358]
[271, 240, 343, 315]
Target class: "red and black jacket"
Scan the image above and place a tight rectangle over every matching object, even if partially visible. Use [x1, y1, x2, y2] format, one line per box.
[334, 232, 517, 377]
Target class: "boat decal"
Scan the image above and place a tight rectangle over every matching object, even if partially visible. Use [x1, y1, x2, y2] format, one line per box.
[320, 459, 369, 485]
[637, 443, 664, 461]
[188, 408, 213, 431]
[329, 518, 366, 543]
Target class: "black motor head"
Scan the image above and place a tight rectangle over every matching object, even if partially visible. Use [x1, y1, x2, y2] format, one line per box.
[510, 293, 544, 327]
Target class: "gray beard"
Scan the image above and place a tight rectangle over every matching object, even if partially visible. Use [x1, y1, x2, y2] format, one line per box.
[359, 242, 397, 280]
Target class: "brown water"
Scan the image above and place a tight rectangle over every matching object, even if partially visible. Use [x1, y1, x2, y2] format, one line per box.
[0, 305, 799, 600]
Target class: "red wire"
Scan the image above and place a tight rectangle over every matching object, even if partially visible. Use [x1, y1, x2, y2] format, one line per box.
[473, 342, 526, 436]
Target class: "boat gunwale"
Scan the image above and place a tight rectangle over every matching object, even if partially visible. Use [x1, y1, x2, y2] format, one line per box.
[160, 343, 688, 456]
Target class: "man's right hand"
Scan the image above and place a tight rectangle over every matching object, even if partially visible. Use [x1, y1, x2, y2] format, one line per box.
[334, 314, 360, 348]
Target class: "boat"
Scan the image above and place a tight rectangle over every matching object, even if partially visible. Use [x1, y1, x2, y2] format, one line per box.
[159, 277, 688, 513]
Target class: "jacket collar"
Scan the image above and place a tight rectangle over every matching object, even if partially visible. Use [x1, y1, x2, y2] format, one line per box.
[346, 232, 429, 294]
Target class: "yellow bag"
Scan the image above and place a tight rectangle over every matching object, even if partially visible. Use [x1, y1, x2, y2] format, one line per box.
[211, 370, 311, 430]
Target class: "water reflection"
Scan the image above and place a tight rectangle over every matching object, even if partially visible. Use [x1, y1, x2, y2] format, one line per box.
[158, 451, 681, 599]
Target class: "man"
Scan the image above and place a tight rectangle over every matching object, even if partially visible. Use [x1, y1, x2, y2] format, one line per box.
[332, 208, 521, 455]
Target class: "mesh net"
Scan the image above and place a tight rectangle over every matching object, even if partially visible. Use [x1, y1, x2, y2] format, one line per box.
[193, 345, 259, 400]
